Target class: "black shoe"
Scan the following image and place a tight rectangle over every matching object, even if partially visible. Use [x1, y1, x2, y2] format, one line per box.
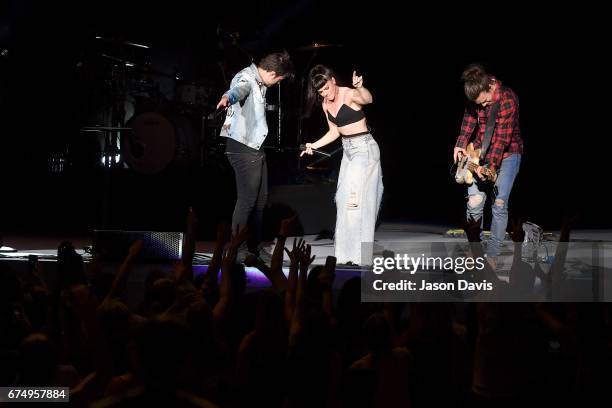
[337, 261, 361, 268]
[256, 244, 273, 264]
[236, 249, 251, 264]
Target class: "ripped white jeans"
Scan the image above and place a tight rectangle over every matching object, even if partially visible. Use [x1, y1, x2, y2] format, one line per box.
[335, 134, 383, 265]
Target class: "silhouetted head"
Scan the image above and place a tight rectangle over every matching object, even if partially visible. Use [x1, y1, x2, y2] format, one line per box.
[135, 318, 192, 389]
[363, 312, 392, 352]
[17, 333, 57, 386]
[255, 289, 284, 335]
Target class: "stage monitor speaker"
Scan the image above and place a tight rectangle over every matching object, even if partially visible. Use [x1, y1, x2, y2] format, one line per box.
[92, 230, 183, 262]
[267, 183, 336, 236]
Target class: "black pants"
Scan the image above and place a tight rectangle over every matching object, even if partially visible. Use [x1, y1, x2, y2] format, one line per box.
[226, 150, 268, 252]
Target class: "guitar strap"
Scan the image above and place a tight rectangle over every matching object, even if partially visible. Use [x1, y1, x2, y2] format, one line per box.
[480, 89, 503, 161]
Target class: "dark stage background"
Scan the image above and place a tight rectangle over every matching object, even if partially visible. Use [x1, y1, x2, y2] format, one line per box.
[0, 1, 608, 238]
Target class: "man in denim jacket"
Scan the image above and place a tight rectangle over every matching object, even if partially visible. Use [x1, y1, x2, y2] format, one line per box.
[216, 51, 294, 261]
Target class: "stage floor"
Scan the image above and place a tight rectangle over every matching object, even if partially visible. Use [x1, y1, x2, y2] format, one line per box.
[3, 223, 611, 293]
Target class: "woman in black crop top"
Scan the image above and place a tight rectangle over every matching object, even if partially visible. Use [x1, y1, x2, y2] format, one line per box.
[301, 64, 383, 265]
[303, 65, 372, 143]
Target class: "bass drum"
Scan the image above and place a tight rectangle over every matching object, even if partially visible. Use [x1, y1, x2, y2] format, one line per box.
[122, 112, 199, 175]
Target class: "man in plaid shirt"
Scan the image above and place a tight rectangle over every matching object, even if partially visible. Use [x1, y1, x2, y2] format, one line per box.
[453, 64, 524, 268]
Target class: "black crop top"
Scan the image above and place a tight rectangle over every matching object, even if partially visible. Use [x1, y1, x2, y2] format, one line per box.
[327, 104, 365, 127]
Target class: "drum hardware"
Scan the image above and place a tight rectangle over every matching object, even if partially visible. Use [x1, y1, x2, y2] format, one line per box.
[81, 126, 132, 169]
[48, 146, 70, 175]
[176, 80, 211, 108]
[296, 42, 343, 51]
[79, 126, 132, 228]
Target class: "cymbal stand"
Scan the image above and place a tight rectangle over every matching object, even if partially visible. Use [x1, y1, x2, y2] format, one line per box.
[277, 82, 282, 148]
[81, 126, 131, 228]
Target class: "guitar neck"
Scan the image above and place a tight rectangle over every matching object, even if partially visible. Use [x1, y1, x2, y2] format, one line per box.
[466, 162, 482, 172]
[467, 162, 494, 177]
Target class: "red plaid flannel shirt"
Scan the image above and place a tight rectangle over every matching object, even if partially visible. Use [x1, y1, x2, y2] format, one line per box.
[455, 81, 524, 170]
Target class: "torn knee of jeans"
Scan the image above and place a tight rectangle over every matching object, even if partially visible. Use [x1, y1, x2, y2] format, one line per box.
[468, 194, 484, 208]
[494, 198, 505, 208]
[347, 191, 359, 208]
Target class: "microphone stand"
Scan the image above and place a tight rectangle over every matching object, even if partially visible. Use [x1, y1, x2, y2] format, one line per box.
[306, 147, 342, 167]
[296, 50, 318, 170]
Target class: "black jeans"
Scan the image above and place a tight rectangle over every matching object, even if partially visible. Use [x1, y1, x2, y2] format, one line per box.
[226, 150, 268, 252]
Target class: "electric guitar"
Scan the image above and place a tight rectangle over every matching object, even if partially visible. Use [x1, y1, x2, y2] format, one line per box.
[455, 143, 497, 184]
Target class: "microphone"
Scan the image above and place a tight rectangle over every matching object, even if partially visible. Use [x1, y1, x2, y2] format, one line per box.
[213, 105, 228, 118]
[299, 144, 331, 157]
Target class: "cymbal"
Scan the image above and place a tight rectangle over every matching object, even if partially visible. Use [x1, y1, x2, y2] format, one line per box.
[95, 36, 151, 50]
[296, 42, 343, 51]
[98, 54, 176, 78]
[99, 53, 141, 68]
[81, 126, 132, 132]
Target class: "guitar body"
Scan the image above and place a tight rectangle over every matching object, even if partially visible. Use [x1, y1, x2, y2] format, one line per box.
[455, 143, 497, 184]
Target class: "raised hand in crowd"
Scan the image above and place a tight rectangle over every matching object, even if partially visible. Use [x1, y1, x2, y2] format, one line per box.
[105, 239, 143, 302]
[213, 225, 248, 322]
[284, 237, 305, 323]
[289, 242, 315, 346]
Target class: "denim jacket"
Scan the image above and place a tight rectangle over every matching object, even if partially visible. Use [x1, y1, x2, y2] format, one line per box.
[219, 64, 268, 150]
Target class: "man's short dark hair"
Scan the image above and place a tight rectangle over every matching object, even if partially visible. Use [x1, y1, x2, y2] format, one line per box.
[258, 51, 294, 80]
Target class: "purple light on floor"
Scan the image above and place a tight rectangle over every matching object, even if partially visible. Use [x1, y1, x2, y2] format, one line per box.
[193, 265, 361, 290]
[193, 265, 274, 288]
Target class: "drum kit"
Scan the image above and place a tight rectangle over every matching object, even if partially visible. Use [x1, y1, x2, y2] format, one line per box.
[76, 36, 343, 177]
[76, 35, 209, 174]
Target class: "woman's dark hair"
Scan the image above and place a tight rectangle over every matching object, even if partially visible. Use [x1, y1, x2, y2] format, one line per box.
[305, 64, 340, 117]
[461, 63, 494, 101]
